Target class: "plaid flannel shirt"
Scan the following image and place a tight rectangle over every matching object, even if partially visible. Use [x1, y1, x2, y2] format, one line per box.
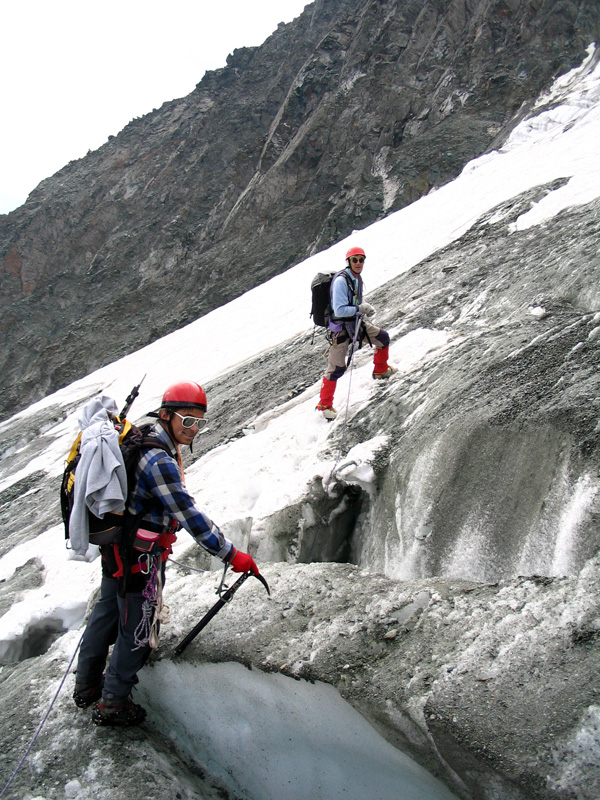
[127, 423, 233, 561]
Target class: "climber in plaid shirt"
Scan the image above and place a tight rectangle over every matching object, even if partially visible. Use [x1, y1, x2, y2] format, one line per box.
[129, 420, 232, 559]
[74, 381, 260, 727]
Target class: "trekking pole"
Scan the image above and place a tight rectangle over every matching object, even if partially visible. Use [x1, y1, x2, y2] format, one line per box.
[119, 374, 146, 419]
[338, 312, 362, 444]
[344, 312, 363, 369]
[307, 314, 362, 563]
[172, 571, 270, 657]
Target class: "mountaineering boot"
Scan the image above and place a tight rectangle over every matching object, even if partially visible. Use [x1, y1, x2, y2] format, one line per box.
[92, 696, 147, 727]
[373, 366, 398, 380]
[73, 678, 104, 709]
[372, 347, 397, 379]
[316, 405, 337, 420]
[316, 377, 337, 419]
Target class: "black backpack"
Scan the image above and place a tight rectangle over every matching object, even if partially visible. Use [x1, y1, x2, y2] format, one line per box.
[310, 270, 356, 327]
[60, 419, 169, 548]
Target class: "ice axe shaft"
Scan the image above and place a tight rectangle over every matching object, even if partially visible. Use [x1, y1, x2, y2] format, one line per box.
[119, 374, 146, 420]
[173, 571, 270, 657]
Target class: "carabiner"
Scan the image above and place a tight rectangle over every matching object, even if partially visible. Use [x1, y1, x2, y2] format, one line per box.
[138, 553, 152, 575]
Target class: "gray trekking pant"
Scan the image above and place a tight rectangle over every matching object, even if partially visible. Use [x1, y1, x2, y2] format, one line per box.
[75, 575, 154, 701]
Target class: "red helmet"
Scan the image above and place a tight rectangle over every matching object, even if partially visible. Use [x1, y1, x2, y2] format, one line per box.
[346, 246, 366, 260]
[161, 381, 207, 412]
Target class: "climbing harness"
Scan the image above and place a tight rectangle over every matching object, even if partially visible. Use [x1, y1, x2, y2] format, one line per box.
[173, 564, 270, 657]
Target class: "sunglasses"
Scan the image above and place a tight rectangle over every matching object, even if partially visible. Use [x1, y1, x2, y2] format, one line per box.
[173, 412, 208, 431]
[350, 256, 365, 264]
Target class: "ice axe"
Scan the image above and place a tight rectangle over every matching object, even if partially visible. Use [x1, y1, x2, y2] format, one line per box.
[119, 374, 146, 419]
[172, 570, 270, 657]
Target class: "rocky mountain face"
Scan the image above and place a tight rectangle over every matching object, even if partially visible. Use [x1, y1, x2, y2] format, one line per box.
[1, 0, 599, 421]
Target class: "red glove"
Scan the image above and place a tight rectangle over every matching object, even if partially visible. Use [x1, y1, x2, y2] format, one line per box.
[229, 548, 259, 575]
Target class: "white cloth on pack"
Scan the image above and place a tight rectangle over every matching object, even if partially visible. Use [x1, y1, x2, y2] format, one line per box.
[69, 395, 127, 556]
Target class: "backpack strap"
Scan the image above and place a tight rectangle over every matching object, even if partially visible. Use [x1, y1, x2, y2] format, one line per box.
[330, 269, 362, 322]
[112, 434, 177, 591]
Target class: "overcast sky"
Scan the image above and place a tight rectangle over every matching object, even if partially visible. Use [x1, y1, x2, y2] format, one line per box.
[0, 0, 310, 215]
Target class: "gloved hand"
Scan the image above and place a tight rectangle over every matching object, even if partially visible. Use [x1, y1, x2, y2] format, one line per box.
[358, 302, 375, 317]
[228, 548, 259, 575]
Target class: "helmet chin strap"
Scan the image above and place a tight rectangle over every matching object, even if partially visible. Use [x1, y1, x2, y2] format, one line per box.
[158, 415, 176, 445]
[159, 413, 194, 453]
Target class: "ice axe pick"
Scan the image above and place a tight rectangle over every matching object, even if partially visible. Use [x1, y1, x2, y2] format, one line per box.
[172, 570, 270, 657]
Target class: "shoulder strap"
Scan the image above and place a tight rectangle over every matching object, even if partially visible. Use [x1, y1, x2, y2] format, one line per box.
[330, 270, 350, 298]
[114, 436, 176, 593]
[333, 269, 357, 295]
[135, 422, 174, 459]
[139, 437, 172, 455]
[330, 270, 360, 320]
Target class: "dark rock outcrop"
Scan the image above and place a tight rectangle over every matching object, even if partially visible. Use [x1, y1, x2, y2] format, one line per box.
[1, 0, 599, 420]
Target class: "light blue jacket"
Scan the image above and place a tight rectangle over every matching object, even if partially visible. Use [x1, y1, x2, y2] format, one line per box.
[329, 268, 363, 335]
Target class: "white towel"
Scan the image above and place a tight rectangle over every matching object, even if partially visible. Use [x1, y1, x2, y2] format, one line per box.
[69, 395, 127, 556]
